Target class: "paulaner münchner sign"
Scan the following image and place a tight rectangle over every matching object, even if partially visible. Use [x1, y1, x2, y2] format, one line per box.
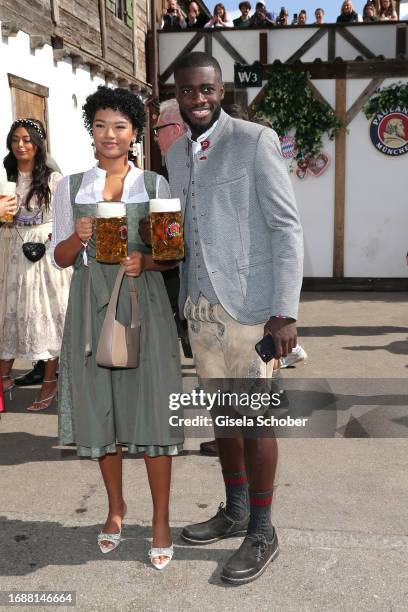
[370, 106, 408, 157]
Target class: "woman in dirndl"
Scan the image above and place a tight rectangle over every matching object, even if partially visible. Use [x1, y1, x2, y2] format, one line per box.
[51, 86, 183, 570]
[0, 118, 71, 410]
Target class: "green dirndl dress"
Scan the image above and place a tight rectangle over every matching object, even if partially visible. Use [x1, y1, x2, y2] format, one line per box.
[58, 171, 183, 458]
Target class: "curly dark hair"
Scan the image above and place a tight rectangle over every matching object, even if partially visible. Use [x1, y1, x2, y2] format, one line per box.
[3, 118, 52, 211]
[82, 86, 146, 142]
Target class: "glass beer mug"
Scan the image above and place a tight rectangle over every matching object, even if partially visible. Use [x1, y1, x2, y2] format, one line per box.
[95, 202, 127, 264]
[149, 198, 184, 261]
[0, 180, 17, 223]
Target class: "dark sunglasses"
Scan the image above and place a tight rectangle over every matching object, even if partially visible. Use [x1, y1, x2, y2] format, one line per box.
[152, 123, 179, 137]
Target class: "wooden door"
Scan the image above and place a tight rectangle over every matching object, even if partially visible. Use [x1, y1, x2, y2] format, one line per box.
[8, 74, 49, 136]
[12, 88, 46, 126]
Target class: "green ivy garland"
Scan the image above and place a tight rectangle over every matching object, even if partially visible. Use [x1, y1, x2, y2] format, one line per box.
[363, 81, 408, 118]
[255, 65, 344, 161]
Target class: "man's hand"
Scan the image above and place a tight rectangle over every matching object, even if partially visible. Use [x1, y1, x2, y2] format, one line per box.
[264, 317, 297, 358]
[75, 217, 94, 242]
[123, 251, 145, 277]
[138, 215, 152, 246]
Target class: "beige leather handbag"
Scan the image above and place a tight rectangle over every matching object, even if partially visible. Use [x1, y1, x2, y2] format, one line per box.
[96, 265, 140, 368]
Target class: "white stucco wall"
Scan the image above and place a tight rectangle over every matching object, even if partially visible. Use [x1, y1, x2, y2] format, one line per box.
[0, 23, 106, 174]
[159, 28, 407, 278]
[344, 78, 408, 277]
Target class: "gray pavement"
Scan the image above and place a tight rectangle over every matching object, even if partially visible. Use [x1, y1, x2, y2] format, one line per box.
[1, 292, 408, 611]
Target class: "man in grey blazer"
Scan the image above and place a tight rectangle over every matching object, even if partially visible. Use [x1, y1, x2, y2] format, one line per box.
[167, 52, 303, 584]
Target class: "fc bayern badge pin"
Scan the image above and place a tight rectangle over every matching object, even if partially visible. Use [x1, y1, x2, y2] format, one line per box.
[370, 106, 408, 157]
[279, 136, 297, 159]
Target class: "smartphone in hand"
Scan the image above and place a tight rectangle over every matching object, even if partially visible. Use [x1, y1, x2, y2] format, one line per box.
[255, 334, 276, 364]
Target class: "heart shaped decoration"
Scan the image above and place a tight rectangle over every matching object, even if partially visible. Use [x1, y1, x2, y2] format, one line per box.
[307, 153, 330, 177]
[296, 168, 307, 180]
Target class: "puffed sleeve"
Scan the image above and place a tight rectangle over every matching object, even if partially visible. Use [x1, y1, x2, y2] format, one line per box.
[50, 175, 74, 268]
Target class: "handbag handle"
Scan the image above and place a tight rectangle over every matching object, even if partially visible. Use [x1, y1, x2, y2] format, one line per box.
[105, 265, 140, 330]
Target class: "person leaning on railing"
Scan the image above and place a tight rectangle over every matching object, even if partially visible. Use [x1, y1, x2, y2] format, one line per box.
[314, 7, 324, 24]
[233, 1, 252, 27]
[276, 6, 289, 25]
[336, 0, 361, 22]
[378, 0, 398, 20]
[183, 1, 208, 28]
[250, 1, 275, 26]
[363, 2, 379, 21]
[160, 0, 186, 30]
[204, 3, 234, 27]
[296, 9, 307, 25]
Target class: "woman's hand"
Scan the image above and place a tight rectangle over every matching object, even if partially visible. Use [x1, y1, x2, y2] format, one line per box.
[123, 251, 146, 277]
[75, 217, 94, 242]
[0, 195, 18, 218]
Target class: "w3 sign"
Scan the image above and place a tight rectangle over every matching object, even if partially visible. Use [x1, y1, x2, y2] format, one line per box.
[234, 64, 263, 89]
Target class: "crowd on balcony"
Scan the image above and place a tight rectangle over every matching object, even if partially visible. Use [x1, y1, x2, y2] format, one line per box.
[160, 0, 398, 29]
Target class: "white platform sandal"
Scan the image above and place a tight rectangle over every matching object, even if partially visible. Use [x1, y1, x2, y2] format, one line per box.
[97, 530, 122, 554]
[148, 544, 174, 570]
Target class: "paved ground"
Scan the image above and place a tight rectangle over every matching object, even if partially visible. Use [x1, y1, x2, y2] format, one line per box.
[1, 292, 408, 611]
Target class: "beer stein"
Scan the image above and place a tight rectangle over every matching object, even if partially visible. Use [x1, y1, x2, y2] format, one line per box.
[0, 181, 17, 223]
[149, 198, 184, 261]
[95, 202, 127, 264]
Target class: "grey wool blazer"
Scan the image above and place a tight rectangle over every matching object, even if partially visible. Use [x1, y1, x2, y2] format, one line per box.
[166, 109, 304, 324]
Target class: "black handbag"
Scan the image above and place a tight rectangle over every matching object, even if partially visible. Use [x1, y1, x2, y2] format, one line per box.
[21, 242, 46, 262]
[14, 224, 47, 263]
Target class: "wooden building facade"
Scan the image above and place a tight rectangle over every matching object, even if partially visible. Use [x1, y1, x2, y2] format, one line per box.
[0, 0, 152, 172]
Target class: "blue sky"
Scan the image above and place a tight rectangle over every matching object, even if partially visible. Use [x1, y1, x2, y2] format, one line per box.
[215, 0, 361, 22]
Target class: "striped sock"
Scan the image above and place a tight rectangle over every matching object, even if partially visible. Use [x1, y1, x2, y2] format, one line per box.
[247, 490, 274, 540]
[223, 471, 249, 521]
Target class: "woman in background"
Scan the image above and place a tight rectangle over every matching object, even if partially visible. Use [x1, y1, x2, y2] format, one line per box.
[0, 118, 71, 410]
[378, 0, 398, 20]
[204, 3, 233, 27]
[336, 0, 360, 22]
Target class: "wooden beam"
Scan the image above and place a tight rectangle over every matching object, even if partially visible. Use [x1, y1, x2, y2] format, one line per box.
[205, 32, 212, 56]
[132, 0, 138, 78]
[50, 0, 60, 26]
[159, 32, 204, 83]
[247, 82, 269, 117]
[1, 21, 20, 38]
[259, 32, 268, 65]
[98, 0, 107, 59]
[337, 27, 376, 59]
[259, 59, 408, 79]
[213, 32, 248, 65]
[333, 78, 347, 279]
[90, 63, 103, 78]
[307, 80, 333, 110]
[30, 36, 48, 51]
[345, 77, 384, 126]
[286, 27, 327, 64]
[396, 23, 407, 57]
[328, 28, 336, 61]
[8, 74, 49, 98]
[70, 54, 83, 70]
[150, 0, 159, 98]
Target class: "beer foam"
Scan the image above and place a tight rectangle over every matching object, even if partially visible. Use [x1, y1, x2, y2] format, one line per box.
[149, 198, 181, 213]
[0, 181, 16, 196]
[96, 202, 126, 218]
